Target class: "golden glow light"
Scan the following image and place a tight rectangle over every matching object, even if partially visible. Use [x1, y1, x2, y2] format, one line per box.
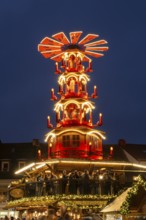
[82, 101, 95, 109]
[15, 163, 35, 174]
[45, 132, 56, 142]
[45, 128, 106, 142]
[87, 130, 106, 140]
[66, 74, 78, 82]
[58, 75, 65, 85]
[99, 174, 103, 180]
[62, 51, 84, 61]
[39, 160, 146, 170]
[54, 100, 80, 111]
[16, 160, 60, 174]
[110, 146, 113, 151]
[59, 160, 146, 169]
[55, 100, 95, 112]
[35, 163, 46, 169]
[16, 160, 146, 175]
[58, 73, 90, 85]
[79, 74, 90, 82]
[133, 163, 146, 169]
[54, 103, 63, 112]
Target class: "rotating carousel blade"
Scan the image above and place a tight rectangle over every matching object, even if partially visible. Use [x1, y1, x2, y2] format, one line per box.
[85, 39, 108, 47]
[85, 50, 104, 58]
[69, 31, 83, 44]
[40, 49, 62, 59]
[78, 33, 99, 45]
[40, 37, 63, 46]
[38, 44, 61, 52]
[52, 32, 70, 45]
[51, 52, 64, 62]
[85, 46, 109, 52]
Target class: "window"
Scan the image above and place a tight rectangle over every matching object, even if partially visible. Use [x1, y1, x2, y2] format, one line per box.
[62, 135, 80, 147]
[62, 135, 70, 147]
[2, 161, 9, 172]
[72, 135, 80, 147]
[18, 161, 26, 169]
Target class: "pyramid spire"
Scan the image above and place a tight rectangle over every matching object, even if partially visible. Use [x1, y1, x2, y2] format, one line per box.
[38, 31, 108, 160]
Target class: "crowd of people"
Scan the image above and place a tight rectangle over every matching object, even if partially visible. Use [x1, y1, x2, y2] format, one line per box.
[9, 169, 125, 199]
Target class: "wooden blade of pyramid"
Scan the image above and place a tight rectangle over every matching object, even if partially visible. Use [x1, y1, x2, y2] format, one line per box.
[69, 31, 83, 44]
[85, 40, 108, 47]
[51, 52, 64, 62]
[78, 34, 99, 45]
[41, 37, 63, 46]
[52, 32, 70, 45]
[82, 55, 91, 62]
[41, 50, 62, 59]
[38, 44, 61, 52]
[85, 46, 109, 52]
[85, 50, 104, 58]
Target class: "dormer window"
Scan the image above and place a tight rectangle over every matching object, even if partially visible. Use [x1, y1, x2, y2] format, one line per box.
[1, 161, 9, 172]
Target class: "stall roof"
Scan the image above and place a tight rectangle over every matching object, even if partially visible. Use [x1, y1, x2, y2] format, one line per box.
[14, 159, 146, 176]
[101, 188, 131, 213]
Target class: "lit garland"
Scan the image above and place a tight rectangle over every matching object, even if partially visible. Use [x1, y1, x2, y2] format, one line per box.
[120, 176, 146, 215]
[6, 194, 115, 209]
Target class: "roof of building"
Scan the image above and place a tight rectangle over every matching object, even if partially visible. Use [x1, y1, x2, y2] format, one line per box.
[0, 140, 48, 160]
[103, 139, 146, 162]
[122, 144, 146, 161]
[103, 144, 129, 161]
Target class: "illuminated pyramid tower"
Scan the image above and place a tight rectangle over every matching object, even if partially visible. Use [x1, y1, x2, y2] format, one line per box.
[38, 31, 108, 160]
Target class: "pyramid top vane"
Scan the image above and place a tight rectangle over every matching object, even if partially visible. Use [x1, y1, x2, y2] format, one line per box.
[38, 31, 109, 62]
